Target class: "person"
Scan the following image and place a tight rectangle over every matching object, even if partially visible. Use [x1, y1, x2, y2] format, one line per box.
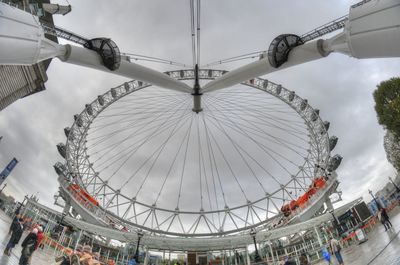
[8, 214, 21, 235]
[377, 208, 389, 230]
[322, 246, 332, 264]
[28, 226, 44, 263]
[36, 226, 44, 249]
[329, 237, 344, 265]
[299, 253, 309, 265]
[4, 217, 24, 256]
[19, 228, 39, 265]
[381, 207, 393, 230]
[283, 256, 296, 265]
[79, 245, 100, 265]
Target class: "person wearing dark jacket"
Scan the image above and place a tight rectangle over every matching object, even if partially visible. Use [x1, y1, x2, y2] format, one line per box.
[19, 228, 38, 265]
[381, 208, 393, 229]
[8, 214, 21, 235]
[4, 217, 24, 256]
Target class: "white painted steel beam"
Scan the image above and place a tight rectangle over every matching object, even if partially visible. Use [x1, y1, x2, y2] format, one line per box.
[0, 2, 192, 93]
[203, 0, 400, 93]
[202, 40, 326, 92]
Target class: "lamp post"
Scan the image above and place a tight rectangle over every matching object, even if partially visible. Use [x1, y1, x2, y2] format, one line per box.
[368, 189, 381, 210]
[56, 211, 68, 240]
[0, 183, 7, 193]
[328, 209, 340, 234]
[134, 230, 144, 263]
[389, 177, 400, 193]
[250, 229, 262, 263]
[15, 195, 28, 215]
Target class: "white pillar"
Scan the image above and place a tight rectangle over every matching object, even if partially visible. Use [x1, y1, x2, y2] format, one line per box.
[74, 230, 82, 251]
[163, 250, 166, 265]
[144, 248, 150, 265]
[314, 226, 323, 247]
[234, 250, 238, 265]
[269, 244, 275, 265]
[245, 246, 250, 265]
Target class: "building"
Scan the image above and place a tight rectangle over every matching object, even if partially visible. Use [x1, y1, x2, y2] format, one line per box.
[0, 0, 70, 111]
[367, 174, 400, 214]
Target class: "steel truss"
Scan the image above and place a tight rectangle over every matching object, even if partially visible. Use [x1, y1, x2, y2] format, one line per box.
[26, 198, 362, 251]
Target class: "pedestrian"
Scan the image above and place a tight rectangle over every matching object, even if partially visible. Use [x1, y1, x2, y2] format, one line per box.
[4, 217, 24, 256]
[79, 245, 100, 265]
[381, 208, 393, 229]
[322, 246, 331, 264]
[19, 228, 39, 265]
[28, 226, 44, 263]
[329, 237, 344, 265]
[8, 214, 21, 235]
[283, 256, 296, 265]
[299, 253, 309, 265]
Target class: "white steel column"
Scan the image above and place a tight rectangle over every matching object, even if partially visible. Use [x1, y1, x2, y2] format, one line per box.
[269, 244, 275, 265]
[144, 248, 150, 265]
[74, 230, 82, 251]
[314, 226, 323, 247]
[245, 246, 250, 265]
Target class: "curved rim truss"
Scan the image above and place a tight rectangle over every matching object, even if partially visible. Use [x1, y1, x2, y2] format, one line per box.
[63, 69, 332, 237]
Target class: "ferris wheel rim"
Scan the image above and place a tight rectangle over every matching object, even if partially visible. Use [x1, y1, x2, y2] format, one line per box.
[63, 69, 332, 236]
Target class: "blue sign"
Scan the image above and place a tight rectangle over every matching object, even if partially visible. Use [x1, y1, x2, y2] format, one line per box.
[128, 259, 137, 265]
[0, 158, 18, 185]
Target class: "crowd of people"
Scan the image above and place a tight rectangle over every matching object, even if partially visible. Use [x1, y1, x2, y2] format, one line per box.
[4, 213, 44, 265]
[4, 213, 117, 265]
[55, 244, 113, 265]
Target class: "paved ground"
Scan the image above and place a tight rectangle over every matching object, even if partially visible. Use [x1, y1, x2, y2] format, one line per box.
[0, 211, 55, 265]
[315, 206, 400, 265]
[0, 207, 400, 264]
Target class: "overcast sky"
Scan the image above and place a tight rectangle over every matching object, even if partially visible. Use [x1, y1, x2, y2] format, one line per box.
[0, 0, 399, 215]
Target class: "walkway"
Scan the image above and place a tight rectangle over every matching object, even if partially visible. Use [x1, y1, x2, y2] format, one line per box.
[315, 206, 400, 265]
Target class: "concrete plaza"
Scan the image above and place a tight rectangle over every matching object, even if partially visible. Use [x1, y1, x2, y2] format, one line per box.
[315, 206, 400, 265]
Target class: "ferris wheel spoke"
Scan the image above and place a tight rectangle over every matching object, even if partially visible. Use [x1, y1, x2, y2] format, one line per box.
[196, 115, 204, 209]
[204, 113, 301, 178]
[93, 115, 192, 173]
[101, 101, 192, 181]
[129, 112, 195, 199]
[204, 110, 250, 203]
[202, 115, 227, 210]
[205, 109, 309, 157]
[116, 108, 193, 191]
[205, 95, 309, 154]
[176, 114, 195, 209]
[91, 111, 191, 162]
[208, 94, 309, 138]
[209, 92, 308, 128]
[211, 93, 304, 121]
[91, 93, 187, 127]
[154, 114, 194, 205]
[90, 97, 190, 158]
[89, 95, 187, 136]
[202, 109, 269, 194]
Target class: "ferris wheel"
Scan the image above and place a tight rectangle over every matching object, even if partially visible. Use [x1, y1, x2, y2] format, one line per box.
[1, 0, 400, 249]
[56, 68, 340, 237]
